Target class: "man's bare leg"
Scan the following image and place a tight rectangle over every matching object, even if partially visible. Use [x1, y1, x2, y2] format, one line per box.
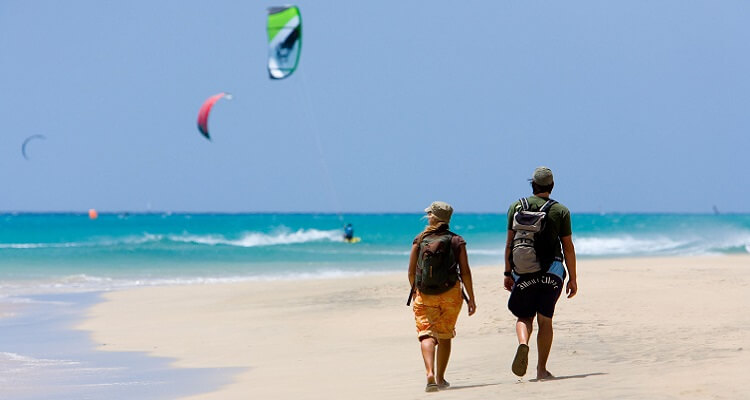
[516, 317, 534, 344]
[536, 314, 554, 379]
[512, 317, 534, 376]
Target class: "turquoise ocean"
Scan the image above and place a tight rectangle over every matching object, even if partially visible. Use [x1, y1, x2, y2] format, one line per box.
[2, 212, 749, 399]
[2, 212, 750, 295]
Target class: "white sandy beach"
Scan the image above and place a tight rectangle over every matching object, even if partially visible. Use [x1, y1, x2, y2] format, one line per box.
[78, 256, 750, 399]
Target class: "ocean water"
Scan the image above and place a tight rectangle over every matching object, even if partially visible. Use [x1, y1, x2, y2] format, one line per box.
[1, 212, 749, 398]
[0, 292, 236, 400]
[1, 212, 749, 295]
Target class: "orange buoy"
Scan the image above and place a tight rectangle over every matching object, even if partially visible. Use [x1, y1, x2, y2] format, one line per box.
[88, 209, 98, 219]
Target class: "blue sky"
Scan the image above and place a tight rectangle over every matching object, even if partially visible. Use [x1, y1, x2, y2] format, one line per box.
[2, 1, 748, 213]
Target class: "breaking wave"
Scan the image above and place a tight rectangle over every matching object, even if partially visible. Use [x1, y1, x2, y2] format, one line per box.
[167, 228, 344, 247]
[0, 228, 346, 250]
[574, 231, 750, 256]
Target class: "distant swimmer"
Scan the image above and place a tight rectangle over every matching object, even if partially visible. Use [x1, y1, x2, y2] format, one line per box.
[343, 223, 354, 241]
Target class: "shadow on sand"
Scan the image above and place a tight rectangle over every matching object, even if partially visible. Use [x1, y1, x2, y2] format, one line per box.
[528, 372, 608, 382]
[439, 372, 607, 391]
[446, 382, 503, 390]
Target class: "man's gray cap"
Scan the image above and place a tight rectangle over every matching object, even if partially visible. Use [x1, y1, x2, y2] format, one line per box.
[532, 166, 554, 186]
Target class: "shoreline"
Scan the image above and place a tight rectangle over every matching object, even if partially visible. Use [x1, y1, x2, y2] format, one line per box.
[0, 252, 746, 299]
[76, 255, 750, 399]
[0, 292, 234, 399]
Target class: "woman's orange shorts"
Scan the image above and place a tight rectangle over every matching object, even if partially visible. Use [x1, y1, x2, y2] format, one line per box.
[412, 282, 463, 340]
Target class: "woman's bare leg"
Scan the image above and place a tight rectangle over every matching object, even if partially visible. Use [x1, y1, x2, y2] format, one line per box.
[420, 337, 437, 384]
[436, 338, 451, 385]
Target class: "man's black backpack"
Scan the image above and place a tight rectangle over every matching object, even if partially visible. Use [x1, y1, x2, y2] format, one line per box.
[415, 231, 458, 295]
[510, 197, 557, 275]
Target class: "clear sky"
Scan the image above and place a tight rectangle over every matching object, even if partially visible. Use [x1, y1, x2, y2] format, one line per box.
[2, 1, 748, 213]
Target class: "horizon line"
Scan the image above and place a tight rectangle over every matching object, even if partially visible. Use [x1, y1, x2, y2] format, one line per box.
[0, 210, 741, 216]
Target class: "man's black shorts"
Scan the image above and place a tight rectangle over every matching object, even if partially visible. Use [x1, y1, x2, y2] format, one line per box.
[508, 272, 564, 319]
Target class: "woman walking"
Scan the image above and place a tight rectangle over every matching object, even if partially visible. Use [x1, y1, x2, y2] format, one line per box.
[408, 201, 476, 392]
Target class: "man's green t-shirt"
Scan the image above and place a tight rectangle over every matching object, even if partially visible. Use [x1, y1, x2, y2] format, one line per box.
[507, 196, 572, 261]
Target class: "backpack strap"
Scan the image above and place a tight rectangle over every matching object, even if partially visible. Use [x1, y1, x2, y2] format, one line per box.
[540, 199, 557, 213]
[520, 197, 556, 212]
[406, 282, 415, 306]
[447, 231, 471, 306]
[519, 197, 530, 211]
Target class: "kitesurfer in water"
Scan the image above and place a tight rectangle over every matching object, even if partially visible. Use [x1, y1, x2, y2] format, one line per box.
[343, 223, 354, 241]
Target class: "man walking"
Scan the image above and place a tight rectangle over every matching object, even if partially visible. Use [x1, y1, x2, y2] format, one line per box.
[503, 166, 577, 380]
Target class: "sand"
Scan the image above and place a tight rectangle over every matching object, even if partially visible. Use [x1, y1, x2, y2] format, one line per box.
[77, 256, 750, 399]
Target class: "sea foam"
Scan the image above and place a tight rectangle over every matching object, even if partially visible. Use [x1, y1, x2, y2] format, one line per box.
[167, 228, 344, 247]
